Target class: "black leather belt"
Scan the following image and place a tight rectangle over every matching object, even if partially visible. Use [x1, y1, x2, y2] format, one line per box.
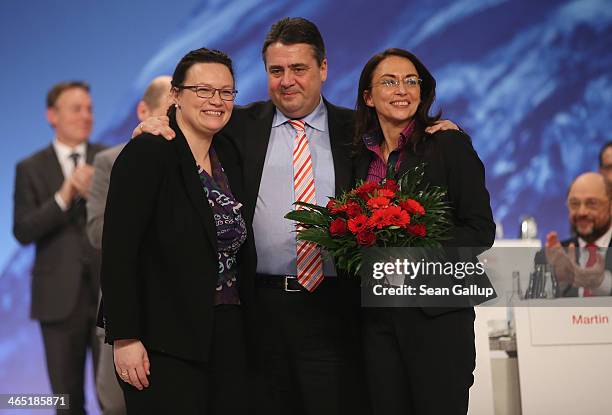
[256, 274, 305, 292]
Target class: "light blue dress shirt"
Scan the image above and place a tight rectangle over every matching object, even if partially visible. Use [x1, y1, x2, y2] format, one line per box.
[254, 98, 337, 276]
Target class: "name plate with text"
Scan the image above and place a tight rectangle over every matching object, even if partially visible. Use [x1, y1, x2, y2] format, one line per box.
[524, 298, 612, 346]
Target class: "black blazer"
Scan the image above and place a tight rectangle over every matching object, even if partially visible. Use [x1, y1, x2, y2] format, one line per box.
[100, 115, 252, 363]
[13, 142, 106, 322]
[354, 129, 496, 314]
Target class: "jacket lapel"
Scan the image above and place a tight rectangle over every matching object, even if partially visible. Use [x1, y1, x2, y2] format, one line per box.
[243, 102, 275, 222]
[353, 144, 372, 183]
[325, 99, 355, 195]
[45, 145, 66, 191]
[85, 142, 107, 164]
[214, 138, 243, 203]
[396, 148, 420, 178]
[173, 130, 218, 253]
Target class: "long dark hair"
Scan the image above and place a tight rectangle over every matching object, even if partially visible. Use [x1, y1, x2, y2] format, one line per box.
[353, 48, 440, 151]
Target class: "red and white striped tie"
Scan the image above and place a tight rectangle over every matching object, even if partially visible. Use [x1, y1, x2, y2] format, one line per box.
[289, 119, 324, 292]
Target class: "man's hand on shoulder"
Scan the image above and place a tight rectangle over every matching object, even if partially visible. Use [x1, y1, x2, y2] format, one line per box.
[425, 119, 459, 134]
[132, 116, 175, 140]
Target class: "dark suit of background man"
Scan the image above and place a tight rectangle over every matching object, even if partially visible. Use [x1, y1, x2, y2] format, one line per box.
[86, 76, 171, 415]
[13, 81, 106, 415]
[544, 172, 612, 297]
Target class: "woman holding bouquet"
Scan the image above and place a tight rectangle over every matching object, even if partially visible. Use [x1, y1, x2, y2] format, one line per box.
[352, 48, 495, 415]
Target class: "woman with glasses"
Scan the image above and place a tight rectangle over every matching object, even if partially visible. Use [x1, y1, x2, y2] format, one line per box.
[352, 48, 495, 414]
[99, 47, 253, 414]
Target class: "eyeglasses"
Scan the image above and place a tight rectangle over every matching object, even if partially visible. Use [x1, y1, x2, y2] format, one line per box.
[371, 76, 422, 90]
[177, 85, 238, 101]
[567, 198, 609, 211]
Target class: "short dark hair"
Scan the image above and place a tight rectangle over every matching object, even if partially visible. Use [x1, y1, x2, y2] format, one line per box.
[171, 48, 234, 88]
[261, 17, 326, 65]
[46, 81, 90, 108]
[353, 48, 440, 149]
[599, 141, 612, 167]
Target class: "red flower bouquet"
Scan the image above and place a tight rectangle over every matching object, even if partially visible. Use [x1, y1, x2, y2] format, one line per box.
[285, 164, 451, 275]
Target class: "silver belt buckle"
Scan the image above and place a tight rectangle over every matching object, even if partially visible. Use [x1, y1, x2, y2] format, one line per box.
[284, 276, 302, 292]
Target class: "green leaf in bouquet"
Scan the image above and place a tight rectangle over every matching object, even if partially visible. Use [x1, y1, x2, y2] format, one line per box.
[292, 201, 332, 215]
[284, 210, 331, 226]
[296, 228, 340, 249]
[397, 164, 426, 194]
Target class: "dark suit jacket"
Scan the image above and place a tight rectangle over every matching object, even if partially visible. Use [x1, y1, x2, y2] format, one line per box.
[354, 129, 496, 315]
[100, 114, 252, 363]
[13, 142, 106, 322]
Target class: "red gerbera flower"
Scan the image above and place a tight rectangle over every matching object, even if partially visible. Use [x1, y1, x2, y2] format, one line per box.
[382, 179, 399, 192]
[354, 182, 379, 201]
[385, 205, 411, 227]
[343, 201, 363, 218]
[367, 196, 390, 210]
[329, 218, 348, 236]
[367, 209, 391, 229]
[376, 188, 396, 198]
[400, 199, 425, 216]
[406, 223, 427, 237]
[357, 230, 376, 246]
[348, 215, 369, 234]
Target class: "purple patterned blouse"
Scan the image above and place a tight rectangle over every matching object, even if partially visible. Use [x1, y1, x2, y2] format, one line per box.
[197, 148, 247, 305]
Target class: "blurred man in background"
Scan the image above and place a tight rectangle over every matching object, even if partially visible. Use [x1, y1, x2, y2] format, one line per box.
[546, 172, 612, 297]
[86, 75, 171, 415]
[13, 81, 106, 415]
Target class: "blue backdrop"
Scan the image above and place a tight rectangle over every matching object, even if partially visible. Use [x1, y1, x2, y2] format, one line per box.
[1, 0, 610, 413]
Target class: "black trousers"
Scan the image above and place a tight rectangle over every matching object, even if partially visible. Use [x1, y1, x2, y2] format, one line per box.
[363, 307, 475, 415]
[254, 278, 368, 415]
[119, 305, 249, 415]
[40, 276, 100, 415]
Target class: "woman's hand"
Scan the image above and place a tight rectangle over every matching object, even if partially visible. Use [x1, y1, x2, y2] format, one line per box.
[425, 119, 459, 134]
[132, 116, 175, 140]
[114, 339, 150, 390]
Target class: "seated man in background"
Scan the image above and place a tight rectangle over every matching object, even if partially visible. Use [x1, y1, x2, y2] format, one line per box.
[545, 172, 612, 297]
[86, 75, 171, 415]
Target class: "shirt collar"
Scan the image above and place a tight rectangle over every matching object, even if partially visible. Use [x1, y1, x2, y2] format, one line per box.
[578, 224, 612, 248]
[272, 96, 327, 132]
[53, 138, 87, 160]
[362, 120, 414, 151]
